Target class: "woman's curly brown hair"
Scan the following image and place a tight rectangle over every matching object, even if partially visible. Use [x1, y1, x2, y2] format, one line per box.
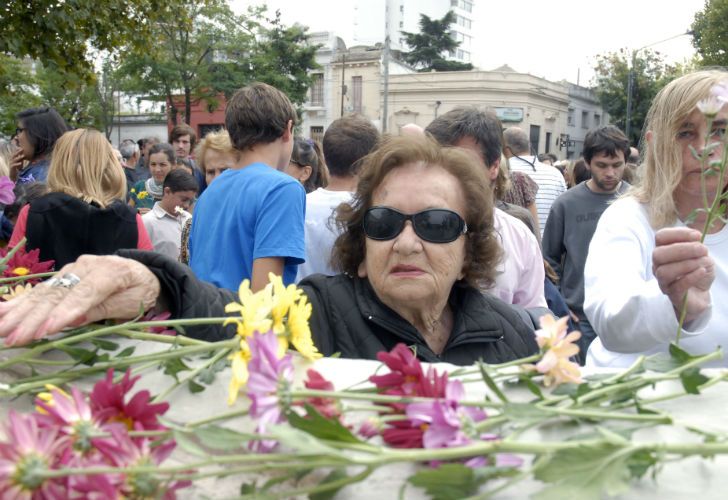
[331, 134, 502, 289]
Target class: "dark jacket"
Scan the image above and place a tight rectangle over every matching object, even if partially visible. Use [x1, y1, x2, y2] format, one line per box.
[300, 274, 538, 365]
[28, 192, 139, 270]
[116, 251, 538, 364]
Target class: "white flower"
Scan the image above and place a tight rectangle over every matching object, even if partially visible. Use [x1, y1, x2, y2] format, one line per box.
[697, 96, 724, 117]
[712, 81, 728, 104]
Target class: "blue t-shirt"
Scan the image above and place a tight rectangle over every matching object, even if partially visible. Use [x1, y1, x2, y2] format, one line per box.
[17, 158, 50, 184]
[188, 163, 306, 290]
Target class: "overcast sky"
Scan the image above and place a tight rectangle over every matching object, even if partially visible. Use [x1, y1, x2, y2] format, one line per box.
[231, 0, 705, 85]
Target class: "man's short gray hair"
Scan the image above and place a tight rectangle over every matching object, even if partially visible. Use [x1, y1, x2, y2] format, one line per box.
[503, 127, 531, 156]
[119, 139, 139, 160]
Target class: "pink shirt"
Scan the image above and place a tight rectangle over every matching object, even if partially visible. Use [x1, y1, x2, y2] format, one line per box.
[488, 208, 547, 308]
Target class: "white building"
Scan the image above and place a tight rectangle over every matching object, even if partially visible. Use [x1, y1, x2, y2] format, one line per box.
[352, 0, 474, 63]
[564, 83, 610, 159]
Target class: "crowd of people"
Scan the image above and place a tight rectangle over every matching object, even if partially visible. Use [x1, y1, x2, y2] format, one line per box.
[0, 69, 724, 369]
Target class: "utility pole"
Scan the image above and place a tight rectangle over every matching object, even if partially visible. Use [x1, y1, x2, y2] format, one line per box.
[382, 35, 390, 133]
[340, 52, 346, 117]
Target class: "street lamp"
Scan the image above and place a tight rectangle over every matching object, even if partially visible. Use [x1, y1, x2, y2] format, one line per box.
[625, 30, 693, 140]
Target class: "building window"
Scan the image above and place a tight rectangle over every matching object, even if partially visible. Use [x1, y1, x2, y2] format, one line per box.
[581, 110, 589, 129]
[400, 4, 404, 12]
[594, 113, 601, 126]
[352, 76, 363, 114]
[567, 108, 575, 127]
[399, 21, 403, 28]
[310, 73, 324, 106]
[451, 0, 473, 12]
[310, 126, 324, 143]
[456, 15, 471, 29]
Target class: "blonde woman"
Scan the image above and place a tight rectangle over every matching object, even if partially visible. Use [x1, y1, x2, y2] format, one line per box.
[584, 70, 728, 367]
[178, 129, 239, 264]
[9, 129, 152, 269]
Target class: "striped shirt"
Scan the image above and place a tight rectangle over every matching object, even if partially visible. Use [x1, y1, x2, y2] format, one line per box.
[508, 155, 567, 235]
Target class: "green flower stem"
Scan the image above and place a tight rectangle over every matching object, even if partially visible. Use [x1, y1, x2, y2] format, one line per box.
[7, 341, 236, 396]
[152, 347, 231, 403]
[450, 354, 541, 377]
[474, 415, 507, 432]
[0, 236, 26, 267]
[539, 406, 671, 423]
[290, 388, 487, 408]
[113, 328, 210, 346]
[184, 408, 250, 428]
[0, 316, 230, 371]
[0, 271, 55, 284]
[600, 355, 646, 385]
[21, 358, 78, 366]
[273, 466, 374, 499]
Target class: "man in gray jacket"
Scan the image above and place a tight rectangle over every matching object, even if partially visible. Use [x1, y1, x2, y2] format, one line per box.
[542, 125, 630, 361]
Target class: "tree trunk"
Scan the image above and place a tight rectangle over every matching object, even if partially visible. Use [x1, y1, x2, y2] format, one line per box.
[184, 87, 192, 125]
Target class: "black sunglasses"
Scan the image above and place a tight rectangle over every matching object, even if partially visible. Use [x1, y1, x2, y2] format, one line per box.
[14, 127, 25, 137]
[362, 206, 467, 243]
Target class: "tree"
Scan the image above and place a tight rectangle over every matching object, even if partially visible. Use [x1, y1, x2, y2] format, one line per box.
[401, 11, 473, 72]
[0, 54, 41, 137]
[592, 49, 683, 146]
[116, 4, 318, 125]
[692, 0, 728, 67]
[0, 0, 177, 80]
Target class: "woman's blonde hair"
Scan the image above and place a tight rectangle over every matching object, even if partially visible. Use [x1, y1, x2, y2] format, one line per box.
[634, 69, 728, 228]
[47, 129, 126, 208]
[194, 129, 237, 173]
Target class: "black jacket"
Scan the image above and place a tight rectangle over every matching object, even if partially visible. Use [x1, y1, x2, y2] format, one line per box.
[300, 273, 538, 365]
[28, 192, 139, 270]
[119, 251, 538, 365]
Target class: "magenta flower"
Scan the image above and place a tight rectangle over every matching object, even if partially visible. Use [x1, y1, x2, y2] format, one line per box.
[93, 426, 189, 499]
[301, 369, 341, 420]
[0, 177, 15, 205]
[141, 310, 177, 335]
[90, 369, 170, 433]
[35, 386, 105, 455]
[246, 330, 294, 453]
[0, 411, 68, 498]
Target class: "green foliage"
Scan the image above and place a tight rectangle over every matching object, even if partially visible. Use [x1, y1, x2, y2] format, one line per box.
[534, 443, 647, 500]
[286, 404, 362, 444]
[0, 54, 41, 137]
[401, 11, 473, 72]
[116, 3, 319, 125]
[592, 49, 684, 146]
[692, 0, 728, 67]
[406, 463, 518, 499]
[0, 0, 173, 80]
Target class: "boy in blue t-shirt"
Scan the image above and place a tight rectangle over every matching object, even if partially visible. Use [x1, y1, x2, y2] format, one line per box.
[188, 82, 306, 292]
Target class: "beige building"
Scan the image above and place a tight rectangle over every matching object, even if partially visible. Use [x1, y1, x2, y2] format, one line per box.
[386, 65, 574, 157]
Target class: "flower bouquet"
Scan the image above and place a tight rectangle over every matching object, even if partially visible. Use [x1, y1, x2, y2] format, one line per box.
[0, 272, 727, 499]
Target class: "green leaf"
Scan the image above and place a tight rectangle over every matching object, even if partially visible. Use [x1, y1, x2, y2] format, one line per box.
[286, 404, 362, 444]
[643, 353, 681, 372]
[669, 342, 695, 363]
[478, 361, 508, 403]
[267, 424, 347, 457]
[195, 425, 249, 451]
[679, 367, 709, 395]
[533, 442, 635, 500]
[198, 358, 226, 385]
[309, 468, 349, 500]
[116, 346, 136, 358]
[188, 380, 205, 394]
[408, 464, 485, 500]
[626, 449, 658, 479]
[57, 345, 98, 366]
[163, 357, 191, 381]
[172, 430, 208, 458]
[240, 482, 257, 495]
[91, 338, 119, 351]
[517, 373, 544, 399]
[502, 402, 548, 422]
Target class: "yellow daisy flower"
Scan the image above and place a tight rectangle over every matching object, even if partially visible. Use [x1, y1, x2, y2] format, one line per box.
[227, 340, 251, 405]
[267, 273, 302, 334]
[286, 295, 321, 361]
[1, 283, 33, 301]
[224, 279, 273, 338]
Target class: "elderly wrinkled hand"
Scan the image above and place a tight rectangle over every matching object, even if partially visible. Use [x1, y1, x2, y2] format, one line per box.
[0, 255, 161, 346]
[652, 227, 715, 322]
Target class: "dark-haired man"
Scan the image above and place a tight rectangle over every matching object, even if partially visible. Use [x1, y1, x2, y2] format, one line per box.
[188, 82, 305, 292]
[542, 125, 631, 360]
[296, 115, 380, 281]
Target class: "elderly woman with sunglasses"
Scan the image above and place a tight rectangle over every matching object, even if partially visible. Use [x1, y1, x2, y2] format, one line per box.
[0, 135, 538, 365]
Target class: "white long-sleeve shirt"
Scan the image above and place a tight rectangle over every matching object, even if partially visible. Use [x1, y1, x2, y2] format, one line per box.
[584, 197, 728, 368]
